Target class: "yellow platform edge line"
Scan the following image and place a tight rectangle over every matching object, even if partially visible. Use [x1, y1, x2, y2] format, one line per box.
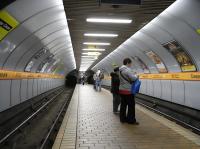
[104, 72, 200, 81]
[0, 69, 64, 80]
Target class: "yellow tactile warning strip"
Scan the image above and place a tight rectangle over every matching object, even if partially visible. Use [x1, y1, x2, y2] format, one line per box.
[104, 72, 200, 81]
[0, 69, 64, 79]
[53, 85, 200, 149]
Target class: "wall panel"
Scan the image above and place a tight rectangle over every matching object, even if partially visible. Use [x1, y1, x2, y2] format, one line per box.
[171, 80, 185, 105]
[20, 79, 28, 102]
[0, 80, 11, 112]
[184, 81, 200, 110]
[161, 80, 172, 101]
[146, 80, 154, 96]
[140, 79, 147, 94]
[11, 80, 21, 106]
[153, 80, 162, 98]
[27, 79, 33, 99]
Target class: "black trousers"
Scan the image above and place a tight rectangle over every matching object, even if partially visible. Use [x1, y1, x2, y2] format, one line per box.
[113, 93, 121, 112]
[119, 94, 136, 123]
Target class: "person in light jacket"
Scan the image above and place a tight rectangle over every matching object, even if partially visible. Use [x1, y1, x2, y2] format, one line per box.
[119, 58, 139, 124]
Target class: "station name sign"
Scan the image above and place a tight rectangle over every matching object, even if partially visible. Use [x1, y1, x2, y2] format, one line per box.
[0, 10, 19, 41]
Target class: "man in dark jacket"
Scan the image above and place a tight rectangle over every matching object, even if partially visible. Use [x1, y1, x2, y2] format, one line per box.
[110, 67, 120, 113]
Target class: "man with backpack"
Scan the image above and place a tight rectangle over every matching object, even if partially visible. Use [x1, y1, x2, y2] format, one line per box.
[119, 58, 139, 125]
[110, 67, 120, 113]
[95, 69, 104, 91]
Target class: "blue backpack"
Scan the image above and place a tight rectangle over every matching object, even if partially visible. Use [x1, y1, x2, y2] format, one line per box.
[131, 79, 141, 95]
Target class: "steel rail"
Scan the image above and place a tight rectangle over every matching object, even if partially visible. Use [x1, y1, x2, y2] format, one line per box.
[0, 89, 64, 145]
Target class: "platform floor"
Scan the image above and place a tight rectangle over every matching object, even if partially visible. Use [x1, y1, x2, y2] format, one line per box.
[52, 85, 200, 149]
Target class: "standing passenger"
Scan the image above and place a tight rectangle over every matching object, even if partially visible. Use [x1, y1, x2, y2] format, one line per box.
[119, 58, 139, 124]
[80, 73, 85, 85]
[110, 67, 120, 113]
[95, 69, 104, 91]
[93, 73, 97, 90]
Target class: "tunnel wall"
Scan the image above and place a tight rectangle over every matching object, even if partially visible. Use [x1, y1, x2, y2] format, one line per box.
[0, 77, 64, 112]
[0, 0, 75, 112]
[92, 0, 200, 110]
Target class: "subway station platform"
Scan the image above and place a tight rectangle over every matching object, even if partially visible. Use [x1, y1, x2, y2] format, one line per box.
[52, 85, 200, 149]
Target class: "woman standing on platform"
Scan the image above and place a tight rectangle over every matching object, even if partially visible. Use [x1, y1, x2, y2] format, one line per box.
[119, 58, 139, 125]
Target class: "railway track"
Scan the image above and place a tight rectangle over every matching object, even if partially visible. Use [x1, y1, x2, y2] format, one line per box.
[0, 87, 74, 149]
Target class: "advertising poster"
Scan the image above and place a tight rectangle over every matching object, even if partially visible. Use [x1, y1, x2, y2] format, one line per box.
[131, 56, 150, 73]
[25, 61, 34, 72]
[145, 51, 167, 73]
[163, 40, 196, 72]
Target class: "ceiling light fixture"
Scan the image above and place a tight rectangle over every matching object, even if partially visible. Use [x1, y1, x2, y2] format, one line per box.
[80, 64, 92, 67]
[81, 56, 98, 59]
[86, 18, 132, 24]
[81, 62, 94, 64]
[84, 33, 118, 37]
[81, 55, 97, 58]
[83, 42, 110, 46]
[81, 57, 96, 59]
[82, 48, 105, 51]
[81, 60, 95, 63]
[79, 68, 88, 72]
[82, 52, 102, 56]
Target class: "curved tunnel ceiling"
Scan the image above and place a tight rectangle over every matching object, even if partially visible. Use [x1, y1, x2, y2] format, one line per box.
[0, 0, 76, 75]
[92, 0, 200, 74]
[1, 0, 199, 75]
[63, 0, 175, 71]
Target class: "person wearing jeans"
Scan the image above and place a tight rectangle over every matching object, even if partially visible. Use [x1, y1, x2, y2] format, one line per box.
[95, 69, 104, 91]
[119, 58, 139, 125]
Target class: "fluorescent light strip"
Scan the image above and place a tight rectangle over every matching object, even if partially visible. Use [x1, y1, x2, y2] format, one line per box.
[87, 18, 132, 24]
[84, 33, 118, 37]
[81, 59, 97, 61]
[81, 61, 95, 63]
[82, 52, 101, 56]
[79, 67, 90, 69]
[81, 59, 93, 61]
[81, 58, 95, 60]
[79, 69, 88, 72]
[83, 42, 110, 45]
[81, 60, 95, 62]
[81, 55, 96, 58]
[82, 48, 105, 51]
[81, 63, 93, 65]
[81, 57, 97, 60]
[80, 65, 91, 67]
[81, 56, 97, 58]
[81, 55, 98, 57]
